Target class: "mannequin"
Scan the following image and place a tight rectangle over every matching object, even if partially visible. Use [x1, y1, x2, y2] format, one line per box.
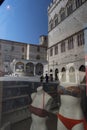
[57, 84, 87, 130]
[29, 86, 52, 130]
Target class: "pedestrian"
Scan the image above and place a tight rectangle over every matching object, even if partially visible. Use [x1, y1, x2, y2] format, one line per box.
[40, 75, 44, 83]
[45, 74, 49, 83]
[50, 74, 53, 82]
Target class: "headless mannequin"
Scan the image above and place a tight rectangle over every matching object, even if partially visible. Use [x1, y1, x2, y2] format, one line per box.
[29, 86, 52, 130]
[57, 85, 86, 130]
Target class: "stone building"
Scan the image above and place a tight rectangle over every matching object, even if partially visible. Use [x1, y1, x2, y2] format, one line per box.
[0, 35, 48, 129]
[0, 35, 48, 76]
[11, 44, 47, 76]
[47, 0, 87, 84]
[0, 39, 27, 75]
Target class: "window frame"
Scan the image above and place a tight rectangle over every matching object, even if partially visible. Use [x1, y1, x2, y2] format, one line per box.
[77, 31, 84, 46]
[68, 37, 74, 50]
[61, 42, 66, 53]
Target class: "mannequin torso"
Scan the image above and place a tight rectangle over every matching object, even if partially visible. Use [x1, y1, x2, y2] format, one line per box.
[29, 86, 52, 130]
[57, 85, 86, 130]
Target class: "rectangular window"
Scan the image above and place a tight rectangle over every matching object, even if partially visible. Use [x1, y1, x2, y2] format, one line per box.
[51, 22, 53, 30]
[22, 47, 24, 52]
[77, 31, 84, 46]
[22, 55, 25, 59]
[61, 42, 65, 53]
[4, 55, 11, 62]
[55, 17, 58, 26]
[60, 11, 65, 21]
[76, 0, 82, 8]
[67, 4, 73, 16]
[68, 37, 74, 50]
[37, 46, 40, 52]
[11, 46, 14, 51]
[55, 45, 58, 55]
[0, 44, 1, 50]
[50, 48, 53, 56]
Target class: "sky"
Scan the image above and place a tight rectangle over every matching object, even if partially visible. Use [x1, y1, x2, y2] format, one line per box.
[0, 0, 51, 44]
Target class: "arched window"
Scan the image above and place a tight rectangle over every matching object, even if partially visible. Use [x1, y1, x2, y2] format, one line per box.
[79, 65, 85, 84]
[11, 46, 14, 51]
[15, 62, 24, 72]
[37, 46, 40, 52]
[26, 62, 34, 76]
[50, 69, 53, 72]
[54, 14, 58, 27]
[35, 63, 43, 75]
[61, 41, 65, 53]
[66, 0, 73, 16]
[79, 65, 85, 72]
[22, 47, 24, 52]
[36, 55, 40, 60]
[59, 8, 66, 21]
[77, 31, 84, 46]
[68, 37, 74, 50]
[55, 45, 58, 55]
[69, 67, 76, 82]
[49, 19, 53, 31]
[61, 67, 66, 82]
[50, 47, 53, 56]
[75, 0, 82, 8]
[55, 68, 59, 80]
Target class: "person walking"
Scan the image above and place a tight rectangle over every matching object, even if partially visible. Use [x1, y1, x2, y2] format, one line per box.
[40, 75, 44, 83]
[45, 74, 49, 83]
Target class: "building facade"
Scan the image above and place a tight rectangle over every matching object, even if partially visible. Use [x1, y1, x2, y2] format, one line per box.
[0, 39, 27, 75]
[0, 37, 48, 128]
[0, 36, 47, 76]
[47, 0, 87, 84]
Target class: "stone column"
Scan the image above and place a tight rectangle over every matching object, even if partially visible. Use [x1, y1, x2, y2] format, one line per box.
[34, 64, 36, 76]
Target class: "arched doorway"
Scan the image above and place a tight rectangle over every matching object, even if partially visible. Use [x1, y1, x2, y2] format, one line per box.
[69, 67, 76, 82]
[61, 67, 66, 82]
[15, 62, 24, 72]
[35, 63, 43, 75]
[49, 69, 53, 81]
[26, 62, 34, 76]
[79, 65, 85, 84]
[55, 68, 59, 81]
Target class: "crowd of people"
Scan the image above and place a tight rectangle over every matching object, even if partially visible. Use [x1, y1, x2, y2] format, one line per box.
[40, 74, 57, 83]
